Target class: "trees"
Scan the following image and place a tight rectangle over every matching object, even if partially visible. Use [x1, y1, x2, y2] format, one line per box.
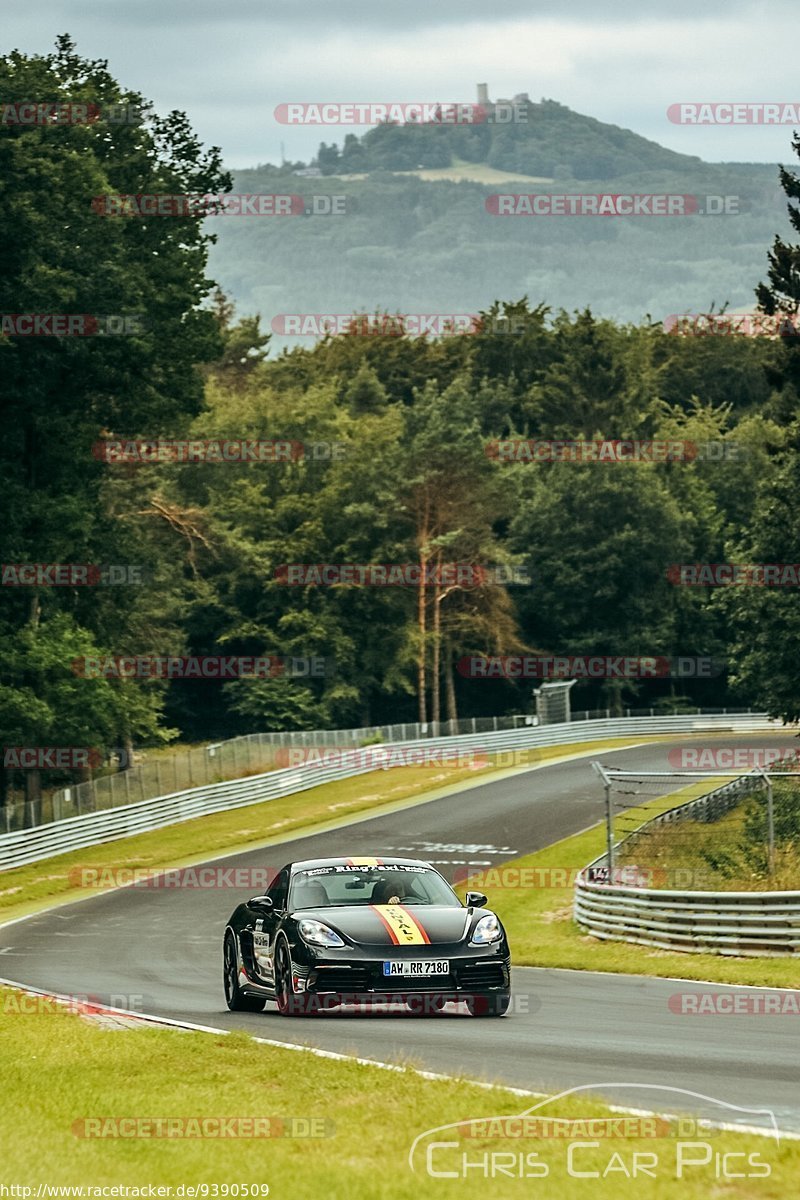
[0, 37, 229, 800]
[717, 444, 800, 720]
[508, 462, 691, 711]
[714, 139, 800, 720]
[3, 41, 790, 767]
[400, 377, 525, 722]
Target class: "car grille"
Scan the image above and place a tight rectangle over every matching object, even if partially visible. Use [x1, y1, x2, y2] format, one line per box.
[309, 966, 455, 994]
[310, 968, 369, 993]
[458, 962, 507, 989]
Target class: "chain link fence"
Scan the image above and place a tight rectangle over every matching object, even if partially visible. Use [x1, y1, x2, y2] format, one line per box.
[592, 765, 800, 890]
[1, 706, 761, 836]
[2, 714, 536, 833]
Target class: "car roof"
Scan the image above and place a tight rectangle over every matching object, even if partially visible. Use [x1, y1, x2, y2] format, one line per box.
[289, 856, 434, 873]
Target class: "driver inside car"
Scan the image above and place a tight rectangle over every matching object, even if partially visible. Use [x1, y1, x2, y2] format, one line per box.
[373, 875, 411, 905]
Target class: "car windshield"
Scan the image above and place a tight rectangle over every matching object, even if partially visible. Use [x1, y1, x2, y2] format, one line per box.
[288, 865, 462, 910]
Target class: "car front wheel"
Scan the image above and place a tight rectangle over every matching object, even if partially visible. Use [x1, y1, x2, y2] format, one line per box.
[274, 940, 311, 1016]
[223, 931, 266, 1012]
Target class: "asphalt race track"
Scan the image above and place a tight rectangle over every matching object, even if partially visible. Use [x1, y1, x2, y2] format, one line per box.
[3, 736, 800, 1134]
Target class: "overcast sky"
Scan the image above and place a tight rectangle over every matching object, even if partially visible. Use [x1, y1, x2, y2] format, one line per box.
[4, 1, 798, 169]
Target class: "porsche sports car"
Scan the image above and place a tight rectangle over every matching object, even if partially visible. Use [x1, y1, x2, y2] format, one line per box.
[223, 856, 511, 1016]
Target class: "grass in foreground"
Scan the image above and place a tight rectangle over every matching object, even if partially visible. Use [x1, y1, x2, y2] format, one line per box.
[458, 780, 800, 989]
[0, 987, 794, 1198]
[0, 738, 643, 927]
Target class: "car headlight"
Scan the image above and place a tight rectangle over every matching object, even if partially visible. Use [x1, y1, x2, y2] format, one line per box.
[298, 918, 345, 948]
[471, 913, 502, 945]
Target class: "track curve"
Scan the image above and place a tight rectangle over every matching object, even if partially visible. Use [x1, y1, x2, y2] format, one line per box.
[2, 736, 799, 1132]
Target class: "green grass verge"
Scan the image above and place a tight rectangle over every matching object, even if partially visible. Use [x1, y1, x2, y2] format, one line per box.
[0, 738, 646, 928]
[0, 988, 794, 1197]
[457, 780, 800, 988]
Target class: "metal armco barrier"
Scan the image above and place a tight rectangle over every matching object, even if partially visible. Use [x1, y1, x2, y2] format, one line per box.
[0, 712, 779, 871]
[575, 773, 800, 956]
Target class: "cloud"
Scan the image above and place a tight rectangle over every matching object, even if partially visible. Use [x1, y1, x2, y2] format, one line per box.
[3, 4, 799, 166]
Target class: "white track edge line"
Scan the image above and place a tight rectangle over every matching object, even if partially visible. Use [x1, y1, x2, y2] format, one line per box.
[1, 976, 797, 1141]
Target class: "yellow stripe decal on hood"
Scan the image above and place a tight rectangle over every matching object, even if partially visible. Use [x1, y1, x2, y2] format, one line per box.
[371, 904, 430, 945]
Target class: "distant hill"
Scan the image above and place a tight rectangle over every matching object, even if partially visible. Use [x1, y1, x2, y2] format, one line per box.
[313, 96, 706, 181]
[208, 97, 793, 343]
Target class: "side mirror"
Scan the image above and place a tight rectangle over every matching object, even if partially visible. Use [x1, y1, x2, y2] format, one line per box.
[465, 891, 488, 908]
[248, 895, 273, 912]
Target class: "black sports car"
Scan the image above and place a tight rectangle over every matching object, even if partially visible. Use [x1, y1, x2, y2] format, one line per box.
[223, 856, 511, 1016]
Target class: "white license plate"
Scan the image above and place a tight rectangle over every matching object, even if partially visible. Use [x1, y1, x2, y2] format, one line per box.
[382, 960, 449, 977]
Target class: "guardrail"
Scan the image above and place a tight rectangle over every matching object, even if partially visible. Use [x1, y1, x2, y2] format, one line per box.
[574, 774, 800, 956]
[5, 713, 548, 833]
[3, 705, 765, 835]
[0, 712, 778, 872]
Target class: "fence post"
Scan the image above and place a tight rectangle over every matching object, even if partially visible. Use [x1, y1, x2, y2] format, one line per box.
[591, 761, 614, 875]
[756, 767, 775, 877]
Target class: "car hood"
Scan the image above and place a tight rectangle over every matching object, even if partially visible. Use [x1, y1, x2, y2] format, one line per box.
[293, 904, 476, 946]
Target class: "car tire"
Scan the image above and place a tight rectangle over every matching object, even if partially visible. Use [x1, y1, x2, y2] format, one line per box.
[274, 940, 310, 1017]
[224, 931, 266, 1012]
[466, 992, 510, 1017]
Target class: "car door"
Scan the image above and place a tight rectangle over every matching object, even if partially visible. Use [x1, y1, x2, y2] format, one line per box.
[252, 867, 289, 988]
